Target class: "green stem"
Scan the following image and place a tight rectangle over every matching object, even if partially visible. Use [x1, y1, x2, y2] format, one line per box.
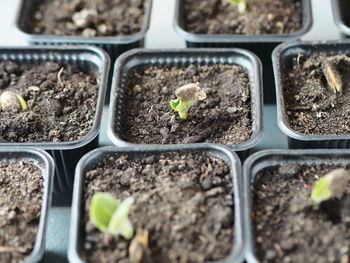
[179, 112, 188, 120]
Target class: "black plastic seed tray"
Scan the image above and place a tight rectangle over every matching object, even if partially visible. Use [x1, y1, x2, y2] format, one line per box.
[0, 0, 348, 262]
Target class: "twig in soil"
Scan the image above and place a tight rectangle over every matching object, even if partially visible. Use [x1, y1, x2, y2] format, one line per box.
[0, 246, 26, 254]
[274, 243, 284, 258]
[102, 233, 112, 245]
[311, 168, 350, 209]
[57, 67, 64, 87]
[296, 53, 304, 70]
[287, 106, 311, 111]
[129, 229, 154, 263]
[148, 105, 160, 122]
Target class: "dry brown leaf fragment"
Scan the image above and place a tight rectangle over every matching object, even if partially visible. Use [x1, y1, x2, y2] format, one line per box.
[174, 83, 206, 101]
[322, 59, 343, 94]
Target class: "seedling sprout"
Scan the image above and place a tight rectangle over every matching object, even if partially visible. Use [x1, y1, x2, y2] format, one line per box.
[90, 192, 134, 239]
[0, 91, 27, 112]
[311, 168, 350, 209]
[170, 83, 206, 120]
[228, 0, 247, 14]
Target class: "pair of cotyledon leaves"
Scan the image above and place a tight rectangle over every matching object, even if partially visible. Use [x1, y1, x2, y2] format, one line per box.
[90, 192, 134, 240]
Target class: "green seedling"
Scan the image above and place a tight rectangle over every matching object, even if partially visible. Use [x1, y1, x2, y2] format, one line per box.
[90, 192, 134, 239]
[311, 168, 350, 209]
[0, 91, 27, 112]
[228, 0, 247, 14]
[170, 83, 206, 120]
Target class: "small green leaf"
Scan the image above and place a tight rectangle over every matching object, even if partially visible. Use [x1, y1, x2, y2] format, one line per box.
[89, 192, 120, 232]
[311, 176, 332, 209]
[228, 0, 247, 13]
[16, 94, 28, 111]
[170, 98, 180, 110]
[108, 197, 134, 239]
[311, 168, 350, 209]
[170, 99, 193, 120]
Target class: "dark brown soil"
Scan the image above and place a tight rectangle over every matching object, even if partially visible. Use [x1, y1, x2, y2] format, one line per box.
[82, 152, 234, 263]
[24, 0, 148, 37]
[0, 161, 43, 263]
[253, 163, 350, 263]
[119, 64, 252, 145]
[283, 53, 350, 136]
[183, 0, 303, 35]
[0, 61, 98, 143]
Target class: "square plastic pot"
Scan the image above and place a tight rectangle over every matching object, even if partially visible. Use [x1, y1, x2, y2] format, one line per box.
[69, 144, 245, 263]
[243, 149, 350, 263]
[174, 0, 313, 104]
[107, 48, 264, 159]
[15, 0, 152, 61]
[332, 0, 350, 37]
[0, 148, 54, 263]
[0, 46, 109, 201]
[273, 39, 350, 149]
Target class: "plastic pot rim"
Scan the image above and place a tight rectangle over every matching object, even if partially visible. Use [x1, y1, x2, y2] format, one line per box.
[331, 0, 350, 36]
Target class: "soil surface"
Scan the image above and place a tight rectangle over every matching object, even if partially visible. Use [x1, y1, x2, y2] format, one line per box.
[0, 61, 98, 143]
[183, 0, 303, 35]
[119, 64, 252, 145]
[82, 152, 234, 263]
[0, 161, 43, 263]
[253, 163, 350, 263]
[24, 0, 148, 37]
[283, 53, 350, 136]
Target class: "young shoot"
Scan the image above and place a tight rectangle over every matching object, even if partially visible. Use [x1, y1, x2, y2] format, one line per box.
[89, 192, 134, 240]
[170, 83, 206, 120]
[311, 168, 350, 209]
[0, 91, 27, 112]
[228, 0, 247, 14]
